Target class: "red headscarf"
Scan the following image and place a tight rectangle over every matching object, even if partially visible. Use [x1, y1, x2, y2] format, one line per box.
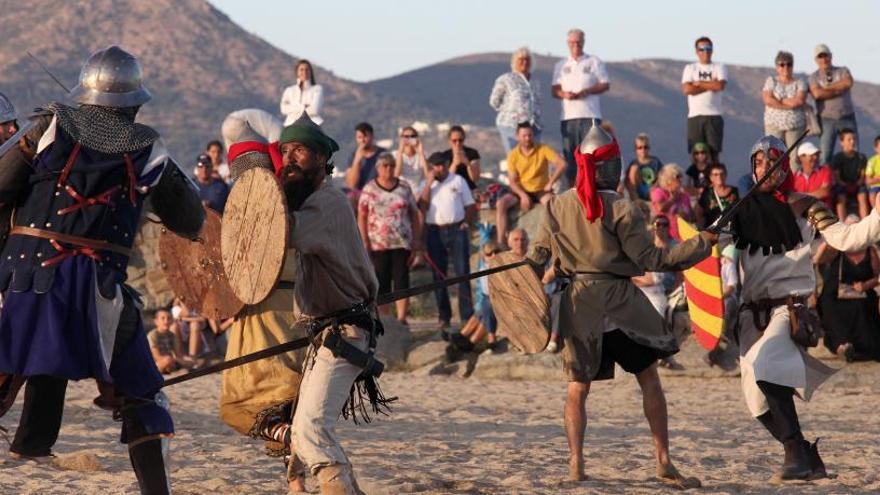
[574, 139, 620, 222]
[227, 141, 284, 177]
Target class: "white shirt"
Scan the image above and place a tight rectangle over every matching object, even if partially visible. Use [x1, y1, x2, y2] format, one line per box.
[681, 62, 728, 117]
[393, 149, 426, 190]
[420, 173, 475, 225]
[552, 54, 609, 120]
[280, 82, 325, 125]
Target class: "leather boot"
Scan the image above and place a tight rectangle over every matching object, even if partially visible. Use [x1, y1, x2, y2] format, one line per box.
[808, 438, 827, 479]
[129, 438, 170, 495]
[778, 438, 812, 480]
[316, 463, 364, 495]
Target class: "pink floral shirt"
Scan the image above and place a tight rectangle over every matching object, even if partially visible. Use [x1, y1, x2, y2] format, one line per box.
[358, 179, 417, 251]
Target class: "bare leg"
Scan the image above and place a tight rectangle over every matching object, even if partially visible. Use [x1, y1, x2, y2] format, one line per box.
[564, 381, 590, 481]
[188, 322, 200, 357]
[835, 195, 847, 221]
[857, 192, 869, 218]
[495, 194, 517, 247]
[635, 364, 701, 488]
[395, 298, 409, 324]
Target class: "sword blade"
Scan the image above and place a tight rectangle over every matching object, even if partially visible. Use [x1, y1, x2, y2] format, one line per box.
[0, 120, 35, 158]
[26, 51, 71, 94]
[162, 259, 529, 388]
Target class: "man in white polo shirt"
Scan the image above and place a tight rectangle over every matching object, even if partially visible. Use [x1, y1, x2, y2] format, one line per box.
[681, 36, 727, 160]
[418, 152, 477, 331]
[552, 27, 610, 189]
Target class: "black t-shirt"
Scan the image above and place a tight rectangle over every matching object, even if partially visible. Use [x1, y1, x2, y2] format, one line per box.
[831, 151, 867, 185]
[698, 186, 739, 227]
[440, 146, 480, 189]
[685, 163, 710, 191]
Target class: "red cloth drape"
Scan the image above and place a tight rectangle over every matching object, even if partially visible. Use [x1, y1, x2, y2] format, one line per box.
[574, 140, 620, 222]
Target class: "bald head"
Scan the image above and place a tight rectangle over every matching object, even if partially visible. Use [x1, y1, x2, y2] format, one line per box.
[508, 228, 529, 257]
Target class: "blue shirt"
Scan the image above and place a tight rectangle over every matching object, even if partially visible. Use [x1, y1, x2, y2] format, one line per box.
[196, 178, 230, 214]
[348, 147, 387, 190]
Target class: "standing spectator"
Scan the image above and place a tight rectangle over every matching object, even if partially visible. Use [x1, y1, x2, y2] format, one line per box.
[626, 133, 663, 201]
[681, 36, 727, 159]
[495, 123, 566, 245]
[148, 308, 186, 374]
[831, 128, 868, 219]
[280, 59, 325, 126]
[684, 142, 713, 198]
[792, 141, 834, 208]
[552, 28, 610, 188]
[357, 153, 423, 324]
[418, 152, 477, 330]
[650, 164, 693, 239]
[489, 47, 542, 154]
[809, 44, 856, 165]
[194, 153, 230, 214]
[867, 136, 880, 205]
[345, 122, 386, 205]
[762, 51, 808, 149]
[696, 163, 738, 228]
[205, 140, 230, 183]
[440, 125, 481, 190]
[393, 126, 428, 188]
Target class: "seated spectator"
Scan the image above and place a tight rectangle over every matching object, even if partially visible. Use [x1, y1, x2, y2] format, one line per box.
[684, 142, 713, 198]
[489, 47, 542, 154]
[705, 244, 740, 370]
[469, 241, 501, 353]
[440, 125, 481, 190]
[831, 128, 868, 218]
[737, 171, 755, 195]
[358, 152, 423, 325]
[650, 164, 693, 239]
[205, 140, 230, 183]
[814, 216, 880, 362]
[172, 297, 210, 362]
[866, 135, 880, 205]
[345, 122, 386, 206]
[792, 141, 834, 208]
[148, 308, 185, 374]
[394, 126, 428, 188]
[280, 59, 324, 126]
[495, 123, 566, 245]
[625, 133, 663, 201]
[418, 152, 477, 331]
[696, 163, 738, 228]
[194, 153, 230, 214]
[506, 227, 529, 258]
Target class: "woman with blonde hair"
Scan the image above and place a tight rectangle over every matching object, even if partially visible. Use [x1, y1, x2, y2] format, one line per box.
[489, 46, 542, 153]
[650, 163, 694, 239]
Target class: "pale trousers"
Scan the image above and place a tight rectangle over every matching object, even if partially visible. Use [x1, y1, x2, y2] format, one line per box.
[292, 325, 368, 474]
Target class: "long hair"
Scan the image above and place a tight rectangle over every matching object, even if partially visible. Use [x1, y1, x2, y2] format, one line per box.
[296, 59, 317, 85]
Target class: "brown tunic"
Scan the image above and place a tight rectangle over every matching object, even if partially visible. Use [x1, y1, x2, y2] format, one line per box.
[527, 190, 711, 382]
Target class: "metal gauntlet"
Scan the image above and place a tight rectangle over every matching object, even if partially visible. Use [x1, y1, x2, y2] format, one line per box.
[804, 201, 838, 232]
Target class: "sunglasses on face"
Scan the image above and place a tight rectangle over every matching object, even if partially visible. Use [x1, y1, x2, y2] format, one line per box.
[694, 150, 707, 155]
[777, 63, 792, 68]
[450, 138, 464, 143]
[401, 134, 417, 138]
[636, 145, 649, 150]
[697, 46, 713, 52]
[816, 53, 830, 59]
[655, 222, 670, 228]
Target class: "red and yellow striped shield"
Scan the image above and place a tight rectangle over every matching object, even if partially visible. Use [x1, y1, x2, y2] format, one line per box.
[676, 216, 724, 350]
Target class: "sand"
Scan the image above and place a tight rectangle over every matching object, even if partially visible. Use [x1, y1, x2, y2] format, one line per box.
[2, 343, 879, 494]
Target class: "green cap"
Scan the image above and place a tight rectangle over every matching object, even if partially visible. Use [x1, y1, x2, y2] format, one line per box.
[279, 111, 340, 157]
[692, 142, 710, 153]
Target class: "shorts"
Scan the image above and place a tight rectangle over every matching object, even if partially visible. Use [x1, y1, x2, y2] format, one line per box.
[524, 190, 551, 204]
[835, 182, 867, 198]
[592, 329, 659, 381]
[687, 115, 724, 154]
[371, 248, 410, 295]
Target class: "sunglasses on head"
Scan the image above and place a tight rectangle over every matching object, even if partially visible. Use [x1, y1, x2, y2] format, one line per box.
[697, 46, 713, 52]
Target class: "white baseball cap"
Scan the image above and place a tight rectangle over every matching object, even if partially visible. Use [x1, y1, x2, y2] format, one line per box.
[797, 141, 820, 156]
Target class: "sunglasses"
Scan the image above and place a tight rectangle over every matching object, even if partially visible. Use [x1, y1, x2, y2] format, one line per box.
[816, 53, 830, 59]
[450, 138, 464, 143]
[697, 46, 713, 52]
[636, 145, 650, 150]
[777, 62, 792, 68]
[694, 150, 707, 155]
[401, 134, 417, 138]
[655, 222, 670, 228]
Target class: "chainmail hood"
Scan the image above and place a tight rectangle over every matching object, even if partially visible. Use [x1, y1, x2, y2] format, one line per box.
[48, 102, 159, 154]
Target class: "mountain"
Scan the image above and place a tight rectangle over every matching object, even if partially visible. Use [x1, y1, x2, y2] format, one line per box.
[0, 0, 437, 167]
[367, 53, 880, 178]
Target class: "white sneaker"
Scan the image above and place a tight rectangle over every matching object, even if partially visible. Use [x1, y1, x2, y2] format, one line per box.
[545, 341, 558, 353]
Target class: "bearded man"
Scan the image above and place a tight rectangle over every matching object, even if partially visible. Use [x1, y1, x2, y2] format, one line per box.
[728, 136, 880, 482]
[280, 112, 386, 494]
[526, 124, 717, 488]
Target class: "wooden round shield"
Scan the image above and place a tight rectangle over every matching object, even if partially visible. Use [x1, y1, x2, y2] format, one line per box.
[488, 251, 550, 354]
[159, 208, 244, 320]
[221, 167, 288, 305]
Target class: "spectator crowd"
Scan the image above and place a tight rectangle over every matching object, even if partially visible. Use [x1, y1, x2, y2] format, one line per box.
[148, 29, 880, 373]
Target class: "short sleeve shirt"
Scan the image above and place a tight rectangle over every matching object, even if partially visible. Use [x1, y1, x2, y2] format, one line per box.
[808, 66, 855, 119]
[628, 156, 662, 200]
[792, 165, 834, 208]
[506, 144, 560, 193]
[685, 163, 710, 191]
[348, 146, 387, 190]
[866, 155, 880, 180]
[762, 76, 807, 130]
[831, 151, 867, 185]
[681, 62, 728, 117]
[698, 186, 739, 226]
[420, 173, 475, 225]
[196, 178, 230, 214]
[147, 329, 177, 356]
[357, 179, 416, 251]
[440, 147, 480, 189]
[552, 54, 609, 120]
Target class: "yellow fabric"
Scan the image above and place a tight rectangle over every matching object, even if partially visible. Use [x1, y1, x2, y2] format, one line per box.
[219, 251, 306, 438]
[507, 143, 560, 193]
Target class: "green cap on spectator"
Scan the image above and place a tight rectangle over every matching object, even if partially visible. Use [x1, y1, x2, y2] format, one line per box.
[692, 142, 710, 153]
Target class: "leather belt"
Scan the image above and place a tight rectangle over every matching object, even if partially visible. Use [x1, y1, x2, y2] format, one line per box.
[743, 295, 807, 332]
[571, 272, 627, 281]
[10, 226, 132, 257]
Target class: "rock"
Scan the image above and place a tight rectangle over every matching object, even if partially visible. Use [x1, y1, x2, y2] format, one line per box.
[471, 350, 563, 381]
[404, 339, 448, 370]
[375, 317, 413, 371]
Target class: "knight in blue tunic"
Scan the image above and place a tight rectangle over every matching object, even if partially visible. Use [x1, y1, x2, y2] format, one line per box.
[0, 46, 204, 494]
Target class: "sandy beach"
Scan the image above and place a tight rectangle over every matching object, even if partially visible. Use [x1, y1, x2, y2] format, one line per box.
[2, 335, 879, 494]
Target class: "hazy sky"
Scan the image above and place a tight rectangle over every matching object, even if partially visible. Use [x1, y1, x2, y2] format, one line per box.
[212, 1, 880, 84]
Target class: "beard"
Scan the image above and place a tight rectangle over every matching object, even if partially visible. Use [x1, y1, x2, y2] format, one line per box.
[283, 164, 320, 210]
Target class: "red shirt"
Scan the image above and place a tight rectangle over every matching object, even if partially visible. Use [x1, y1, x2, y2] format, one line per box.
[793, 165, 833, 208]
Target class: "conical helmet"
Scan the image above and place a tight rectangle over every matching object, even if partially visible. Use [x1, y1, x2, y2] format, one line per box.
[0, 92, 16, 123]
[70, 45, 152, 108]
[578, 124, 622, 190]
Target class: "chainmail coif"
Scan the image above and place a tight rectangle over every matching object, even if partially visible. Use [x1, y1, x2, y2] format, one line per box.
[48, 102, 159, 154]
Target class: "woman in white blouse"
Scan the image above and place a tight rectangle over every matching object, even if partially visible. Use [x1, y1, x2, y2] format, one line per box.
[280, 59, 325, 126]
[489, 47, 541, 154]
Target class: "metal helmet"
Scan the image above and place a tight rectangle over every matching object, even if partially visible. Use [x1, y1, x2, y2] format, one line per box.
[70, 45, 152, 108]
[749, 135, 789, 189]
[578, 124, 622, 190]
[0, 92, 16, 123]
